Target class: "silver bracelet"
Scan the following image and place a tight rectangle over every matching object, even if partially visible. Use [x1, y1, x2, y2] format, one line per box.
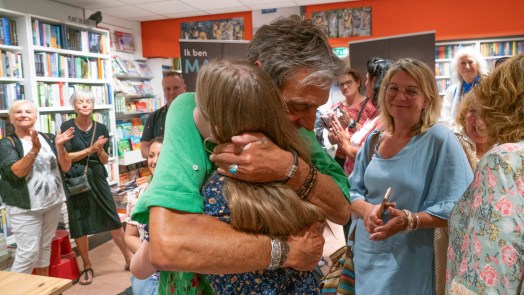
[267, 238, 282, 270]
[282, 150, 298, 183]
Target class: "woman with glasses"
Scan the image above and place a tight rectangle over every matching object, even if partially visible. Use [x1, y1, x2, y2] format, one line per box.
[327, 67, 374, 171]
[440, 46, 488, 124]
[330, 57, 391, 176]
[349, 58, 473, 294]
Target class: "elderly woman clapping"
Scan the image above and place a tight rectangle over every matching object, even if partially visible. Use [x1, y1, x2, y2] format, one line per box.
[60, 90, 131, 285]
[0, 100, 74, 276]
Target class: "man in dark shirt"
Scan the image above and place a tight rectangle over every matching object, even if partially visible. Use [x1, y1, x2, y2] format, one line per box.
[140, 71, 186, 158]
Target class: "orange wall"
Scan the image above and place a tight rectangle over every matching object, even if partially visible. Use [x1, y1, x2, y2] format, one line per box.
[141, 11, 252, 58]
[306, 0, 524, 48]
[142, 0, 524, 57]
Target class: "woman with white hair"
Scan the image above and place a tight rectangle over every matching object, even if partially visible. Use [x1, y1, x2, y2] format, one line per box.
[0, 100, 74, 275]
[60, 90, 131, 285]
[440, 46, 488, 124]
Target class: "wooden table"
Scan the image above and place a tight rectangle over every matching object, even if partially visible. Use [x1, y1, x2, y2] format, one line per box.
[0, 270, 72, 295]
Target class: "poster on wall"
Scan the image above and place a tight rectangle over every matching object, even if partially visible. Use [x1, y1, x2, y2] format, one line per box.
[115, 31, 135, 53]
[312, 7, 372, 38]
[180, 40, 249, 91]
[180, 17, 244, 40]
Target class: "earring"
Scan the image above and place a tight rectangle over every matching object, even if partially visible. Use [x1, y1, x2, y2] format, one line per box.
[203, 137, 215, 154]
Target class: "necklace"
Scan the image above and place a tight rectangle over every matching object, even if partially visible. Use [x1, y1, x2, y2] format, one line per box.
[74, 118, 92, 132]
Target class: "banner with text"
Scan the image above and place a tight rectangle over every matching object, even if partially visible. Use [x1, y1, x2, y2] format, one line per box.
[180, 40, 249, 91]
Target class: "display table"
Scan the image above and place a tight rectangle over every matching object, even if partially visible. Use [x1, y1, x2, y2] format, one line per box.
[0, 271, 72, 295]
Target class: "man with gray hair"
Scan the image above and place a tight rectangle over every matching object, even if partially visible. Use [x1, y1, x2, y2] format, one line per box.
[132, 16, 350, 293]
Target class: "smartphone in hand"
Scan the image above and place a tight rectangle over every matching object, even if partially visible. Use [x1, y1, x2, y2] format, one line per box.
[377, 187, 392, 218]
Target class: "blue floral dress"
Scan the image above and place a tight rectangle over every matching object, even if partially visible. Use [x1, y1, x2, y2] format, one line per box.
[446, 142, 524, 294]
[202, 172, 320, 294]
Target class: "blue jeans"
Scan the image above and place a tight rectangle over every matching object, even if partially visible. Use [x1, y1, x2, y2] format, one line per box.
[131, 274, 159, 295]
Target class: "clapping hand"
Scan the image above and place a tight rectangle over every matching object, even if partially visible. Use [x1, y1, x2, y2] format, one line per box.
[30, 130, 41, 153]
[91, 135, 108, 154]
[55, 127, 75, 148]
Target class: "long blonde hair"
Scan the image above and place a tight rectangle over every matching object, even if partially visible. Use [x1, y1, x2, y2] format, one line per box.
[196, 60, 324, 236]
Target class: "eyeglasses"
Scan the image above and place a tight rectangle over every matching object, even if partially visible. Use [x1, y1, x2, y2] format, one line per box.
[385, 84, 422, 99]
[338, 80, 354, 88]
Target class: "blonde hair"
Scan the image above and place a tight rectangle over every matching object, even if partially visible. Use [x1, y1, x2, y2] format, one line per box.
[474, 53, 524, 146]
[378, 58, 441, 135]
[8, 100, 38, 124]
[196, 60, 324, 236]
[454, 91, 475, 131]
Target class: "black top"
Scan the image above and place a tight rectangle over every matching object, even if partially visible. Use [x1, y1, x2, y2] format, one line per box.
[141, 105, 168, 142]
[61, 119, 109, 166]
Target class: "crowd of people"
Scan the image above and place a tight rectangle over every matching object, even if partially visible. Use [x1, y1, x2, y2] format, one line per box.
[0, 15, 522, 295]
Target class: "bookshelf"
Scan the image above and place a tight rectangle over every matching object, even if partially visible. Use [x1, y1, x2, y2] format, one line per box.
[0, 9, 31, 139]
[112, 56, 161, 181]
[435, 36, 524, 95]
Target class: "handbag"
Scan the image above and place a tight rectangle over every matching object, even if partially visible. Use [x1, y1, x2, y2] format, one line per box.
[320, 131, 380, 295]
[65, 122, 97, 196]
[320, 226, 356, 295]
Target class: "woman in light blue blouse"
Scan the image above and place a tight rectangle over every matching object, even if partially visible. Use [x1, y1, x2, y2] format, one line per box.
[349, 58, 473, 295]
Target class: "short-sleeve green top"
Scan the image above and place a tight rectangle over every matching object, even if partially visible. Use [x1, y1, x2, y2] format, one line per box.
[131, 92, 350, 294]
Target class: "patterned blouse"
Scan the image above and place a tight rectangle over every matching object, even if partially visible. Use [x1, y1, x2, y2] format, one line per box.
[202, 172, 320, 294]
[446, 141, 524, 294]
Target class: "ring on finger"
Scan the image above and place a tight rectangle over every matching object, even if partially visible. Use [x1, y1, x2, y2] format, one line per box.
[228, 164, 239, 174]
[258, 137, 268, 144]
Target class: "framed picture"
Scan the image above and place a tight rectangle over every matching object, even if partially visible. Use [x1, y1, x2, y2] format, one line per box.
[115, 31, 135, 53]
[180, 17, 244, 40]
[312, 6, 372, 38]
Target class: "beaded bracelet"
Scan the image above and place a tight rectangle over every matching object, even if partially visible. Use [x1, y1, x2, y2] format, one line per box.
[296, 164, 317, 200]
[282, 150, 298, 183]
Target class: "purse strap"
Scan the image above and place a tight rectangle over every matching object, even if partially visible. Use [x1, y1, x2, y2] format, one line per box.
[83, 121, 98, 175]
[354, 97, 370, 124]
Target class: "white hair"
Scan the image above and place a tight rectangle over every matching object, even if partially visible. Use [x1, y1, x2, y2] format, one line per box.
[8, 100, 38, 123]
[450, 46, 489, 84]
[69, 89, 96, 108]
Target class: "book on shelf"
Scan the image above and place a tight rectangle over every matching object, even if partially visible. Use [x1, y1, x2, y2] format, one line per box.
[113, 55, 140, 76]
[0, 84, 25, 110]
[0, 119, 14, 139]
[31, 19, 107, 54]
[38, 110, 111, 133]
[135, 62, 153, 77]
[0, 51, 23, 78]
[0, 17, 17, 46]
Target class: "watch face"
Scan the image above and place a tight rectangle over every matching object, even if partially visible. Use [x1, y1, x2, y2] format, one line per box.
[349, 121, 356, 129]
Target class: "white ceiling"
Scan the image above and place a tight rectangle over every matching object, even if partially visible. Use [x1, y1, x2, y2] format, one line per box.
[52, 0, 355, 22]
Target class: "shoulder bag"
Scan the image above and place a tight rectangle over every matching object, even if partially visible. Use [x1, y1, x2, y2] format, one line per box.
[65, 122, 97, 196]
[320, 131, 379, 295]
